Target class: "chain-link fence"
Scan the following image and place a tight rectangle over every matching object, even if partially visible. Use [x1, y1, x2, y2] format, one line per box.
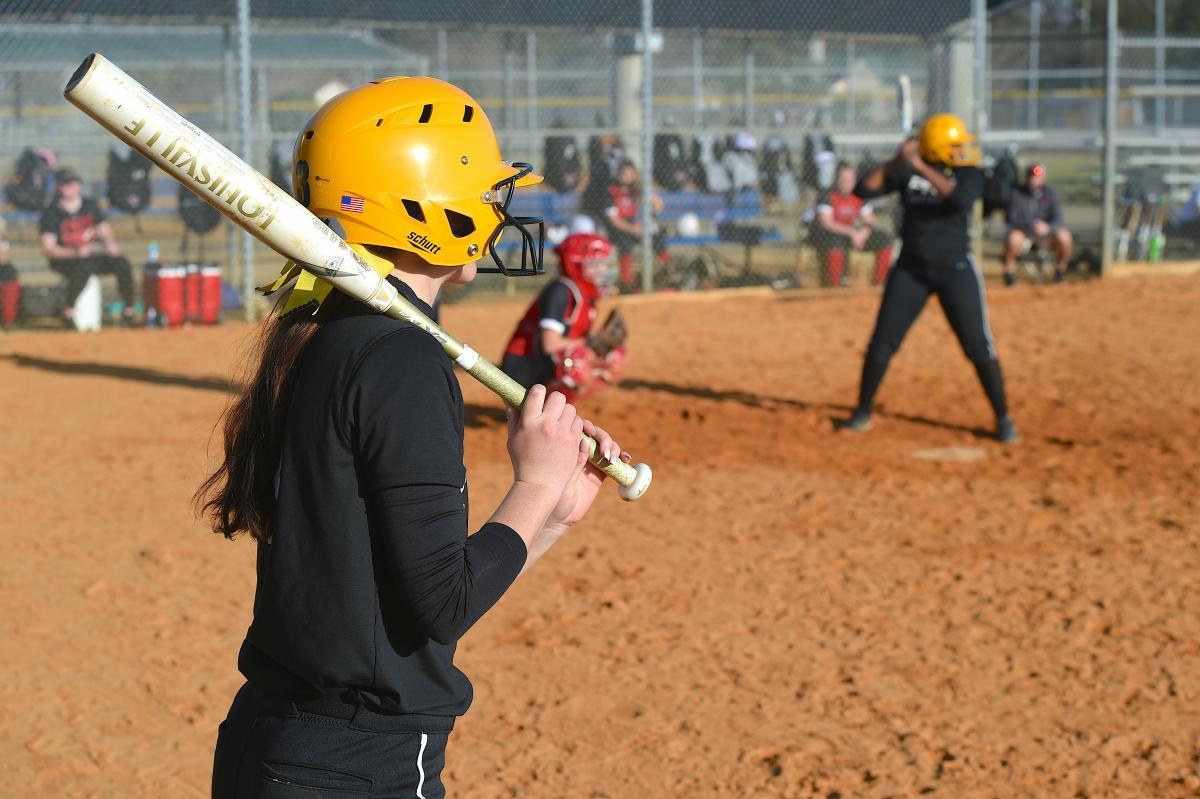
[988, 0, 1200, 279]
[0, 0, 1195, 326]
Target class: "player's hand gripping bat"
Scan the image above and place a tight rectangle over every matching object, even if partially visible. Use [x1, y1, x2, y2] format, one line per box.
[64, 53, 652, 501]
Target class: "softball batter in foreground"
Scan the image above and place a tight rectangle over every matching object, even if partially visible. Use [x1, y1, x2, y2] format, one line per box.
[198, 77, 627, 798]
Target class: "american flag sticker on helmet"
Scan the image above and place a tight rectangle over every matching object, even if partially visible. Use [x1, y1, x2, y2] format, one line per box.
[340, 195, 365, 213]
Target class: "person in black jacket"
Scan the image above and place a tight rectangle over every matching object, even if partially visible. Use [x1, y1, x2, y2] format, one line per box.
[201, 77, 626, 799]
[1002, 163, 1072, 284]
[843, 114, 1018, 443]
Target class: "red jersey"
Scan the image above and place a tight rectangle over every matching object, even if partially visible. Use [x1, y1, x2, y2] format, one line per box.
[504, 277, 598, 359]
[607, 183, 639, 221]
[816, 190, 869, 227]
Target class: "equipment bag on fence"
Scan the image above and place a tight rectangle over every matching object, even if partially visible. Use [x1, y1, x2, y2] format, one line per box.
[543, 135, 582, 193]
[178, 183, 222, 234]
[653, 134, 691, 192]
[5, 147, 57, 211]
[107, 144, 153, 214]
[982, 147, 1019, 219]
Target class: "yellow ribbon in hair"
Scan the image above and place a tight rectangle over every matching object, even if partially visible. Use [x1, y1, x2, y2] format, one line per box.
[256, 243, 395, 317]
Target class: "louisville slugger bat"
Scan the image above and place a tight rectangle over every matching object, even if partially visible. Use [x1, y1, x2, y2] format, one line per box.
[65, 53, 652, 501]
[896, 74, 913, 138]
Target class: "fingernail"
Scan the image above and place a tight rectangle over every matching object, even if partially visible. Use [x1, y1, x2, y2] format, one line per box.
[621, 452, 632, 463]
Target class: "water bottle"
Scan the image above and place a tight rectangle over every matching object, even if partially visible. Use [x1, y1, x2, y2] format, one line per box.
[145, 241, 161, 327]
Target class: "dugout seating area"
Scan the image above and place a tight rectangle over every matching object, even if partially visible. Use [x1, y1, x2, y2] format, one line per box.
[4, 178, 789, 296]
[497, 186, 784, 280]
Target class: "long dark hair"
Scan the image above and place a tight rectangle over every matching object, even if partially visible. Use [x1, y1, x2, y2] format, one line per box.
[195, 295, 338, 541]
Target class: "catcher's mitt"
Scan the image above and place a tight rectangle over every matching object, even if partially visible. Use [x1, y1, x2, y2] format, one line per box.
[588, 310, 627, 357]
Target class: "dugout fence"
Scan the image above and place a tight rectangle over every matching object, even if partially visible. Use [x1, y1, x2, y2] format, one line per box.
[1, 0, 1196, 316]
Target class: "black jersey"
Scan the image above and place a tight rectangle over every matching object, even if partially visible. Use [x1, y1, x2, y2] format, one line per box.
[39, 198, 105, 248]
[238, 277, 527, 723]
[856, 162, 982, 268]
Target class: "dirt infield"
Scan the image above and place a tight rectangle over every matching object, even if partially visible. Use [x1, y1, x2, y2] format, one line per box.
[1, 275, 1198, 797]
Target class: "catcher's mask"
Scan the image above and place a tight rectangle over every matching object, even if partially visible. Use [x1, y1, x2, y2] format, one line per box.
[294, 76, 545, 275]
[556, 232, 615, 289]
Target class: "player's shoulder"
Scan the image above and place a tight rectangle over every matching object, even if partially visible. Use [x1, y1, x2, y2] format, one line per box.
[309, 299, 442, 377]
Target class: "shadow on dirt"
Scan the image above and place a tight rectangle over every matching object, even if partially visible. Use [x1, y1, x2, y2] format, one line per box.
[620, 376, 995, 438]
[4, 353, 238, 394]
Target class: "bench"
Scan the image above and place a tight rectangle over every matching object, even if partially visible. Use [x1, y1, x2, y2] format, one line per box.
[663, 188, 784, 278]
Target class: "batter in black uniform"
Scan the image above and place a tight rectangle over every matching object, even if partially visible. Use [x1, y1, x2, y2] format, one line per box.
[200, 77, 625, 798]
[843, 113, 1018, 443]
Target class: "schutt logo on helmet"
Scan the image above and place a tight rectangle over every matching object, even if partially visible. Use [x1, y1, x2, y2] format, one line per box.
[407, 231, 442, 255]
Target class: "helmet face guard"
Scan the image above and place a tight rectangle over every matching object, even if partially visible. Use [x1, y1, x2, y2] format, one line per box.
[478, 162, 545, 276]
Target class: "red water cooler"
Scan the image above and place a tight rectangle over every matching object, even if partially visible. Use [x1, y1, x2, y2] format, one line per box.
[155, 266, 186, 326]
[200, 266, 222, 324]
[144, 262, 222, 327]
[185, 263, 203, 323]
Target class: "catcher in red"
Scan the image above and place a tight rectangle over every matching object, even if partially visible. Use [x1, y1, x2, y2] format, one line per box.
[501, 232, 629, 403]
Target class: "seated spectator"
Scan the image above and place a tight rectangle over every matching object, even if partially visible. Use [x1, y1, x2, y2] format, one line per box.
[1165, 181, 1200, 244]
[1003, 163, 1072, 285]
[811, 162, 894, 286]
[39, 168, 137, 326]
[604, 159, 668, 291]
[721, 132, 760, 195]
[579, 132, 626, 227]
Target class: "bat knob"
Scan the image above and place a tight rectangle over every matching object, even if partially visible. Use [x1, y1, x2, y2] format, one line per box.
[618, 463, 653, 502]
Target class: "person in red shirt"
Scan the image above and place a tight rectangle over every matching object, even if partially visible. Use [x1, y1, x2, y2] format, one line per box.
[38, 168, 136, 326]
[811, 162, 895, 287]
[604, 159, 667, 290]
[502, 233, 628, 402]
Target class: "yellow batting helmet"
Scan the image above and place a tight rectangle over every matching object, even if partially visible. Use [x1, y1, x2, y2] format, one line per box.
[294, 77, 544, 274]
[918, 113, 981, 167]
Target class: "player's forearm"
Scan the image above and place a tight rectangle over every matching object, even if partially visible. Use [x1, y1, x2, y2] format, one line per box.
[608, 215, 637, 234]
[855, 165, 888, 197]
[519, 519, 570, 577]
[45, 243, 80, 259]
[819, 218, 857, 238]
[97, 223, 120, 251]
[489, 481, 562, 555]
[540, 330, 586, 355]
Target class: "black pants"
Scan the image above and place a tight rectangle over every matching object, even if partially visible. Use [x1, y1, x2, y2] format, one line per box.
[809, 227, 892, 256]
[856, 255, 1009, 420]
[212, 683, 450, 798]
[606, 225, 668, 257]
[48, 255, 135, 311]
[501, 352, 555, 390]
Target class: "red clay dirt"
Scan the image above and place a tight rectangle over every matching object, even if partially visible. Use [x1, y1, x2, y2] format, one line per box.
[1, 276, 1198, 798]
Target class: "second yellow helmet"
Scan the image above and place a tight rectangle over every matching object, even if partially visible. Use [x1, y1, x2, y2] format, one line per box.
[918, 113, 981, 168]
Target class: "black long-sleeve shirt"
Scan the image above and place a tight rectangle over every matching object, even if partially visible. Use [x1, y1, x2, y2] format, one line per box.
[856, 162, 982, 268]
[238, 277, 527, 720]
